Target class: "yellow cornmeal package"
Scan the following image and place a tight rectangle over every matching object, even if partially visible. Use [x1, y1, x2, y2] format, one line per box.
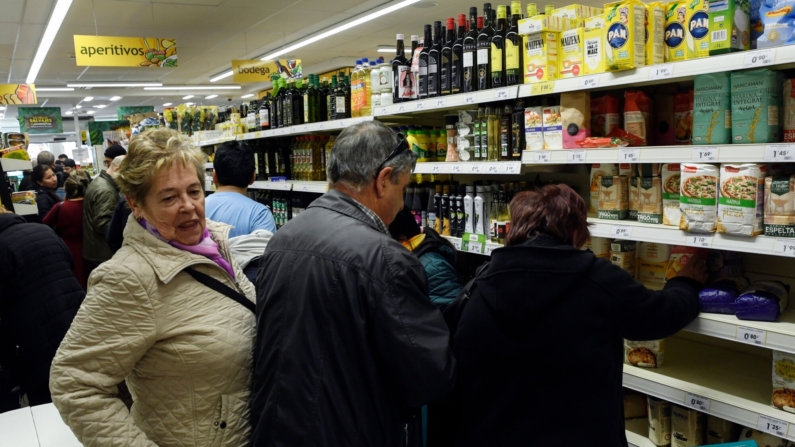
[552, 4, 604, 20]
[664, 1, 687, 61]
[605, 0, 647, 71]
[523, 31, 560, 82]
[646, 2, 666, 65]
[685, 0, 710, 59]
[584, 16, 607, 75]
[559, 27, 586, 78]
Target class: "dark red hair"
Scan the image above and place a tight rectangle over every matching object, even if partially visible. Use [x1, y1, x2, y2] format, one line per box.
[505, 184, 591, 248]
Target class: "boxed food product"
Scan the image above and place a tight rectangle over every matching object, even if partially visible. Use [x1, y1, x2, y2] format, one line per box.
[662, 164, 682, 226]
[590, 163, 619, 213]
[709, 0, 751, 54]
[552, 4, 604, 20]
[751, 0, 763, 49]
[654, 88, 677, 145]
[561, 91, 591, 148]
[612, 250, 636, 276]
[624, 390, 648, 418]
[612, 239, 638, 252]
[675, 90, 694, 145]
[706, 415, 739, 444]
[605, 0, 647, 71]
[648, 396, 673, 446]
[707, 250, 744, 280]
[543, 106, 563, 149]
[639, 163, 663, 177]
[559, 28, 585, 79]
[625, 90, 652, 145]
[765, 175, 795, 237]
[637, 242, 673, 288]
[665, 2, 688, 62]
[685, 0, 711, 59]
[773, 350, 795, 414]
[757, 0, 795, 49]
[736, 280, 789, 322]
[638, 176, 664, 224]
[0, 146, 29, 160]
[679, 163, 719, 233]
[731, 69, 782, 144]
[630, 176, 640, 220]
[598, 175, 629, 220]
[646, 2, 667, 66]
[625, 339, 665, 367]
[11, 191, 35, 205]
[584, 16, 607, 75]
[620, 163, 635, 177]
[785, 79, 795, 142]
[523, 31, 560, 82]
[717, 163, 767, 236]
[666, 245, 708, 280]
[524, 107, 544, 150]
[693, 72, 732, 145]
[671, 404, 705, 447]
[591, 94, 621, 137]
[699, 277, 750, 314]
[738, 427, 788, 447]
[587, 236, 612, 258]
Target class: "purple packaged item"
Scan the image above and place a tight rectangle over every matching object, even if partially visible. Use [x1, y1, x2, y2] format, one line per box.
[734, 280, 790, 322]
[699, 278, 748, 314]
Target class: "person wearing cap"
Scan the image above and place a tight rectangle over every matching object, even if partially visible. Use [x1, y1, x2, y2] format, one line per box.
[103, 145, 127, 170]
[62, 158, 76, 175]
[83, 155, 124, 271]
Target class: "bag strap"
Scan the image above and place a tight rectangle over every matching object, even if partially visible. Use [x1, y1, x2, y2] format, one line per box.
[185, 268, 256, 314]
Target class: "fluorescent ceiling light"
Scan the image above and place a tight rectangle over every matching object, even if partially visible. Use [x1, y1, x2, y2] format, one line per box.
[163, 102, 172, 106]
[67, 82, 163, 88]
[185, 102, 195, 105]
[26, 0, 73, 84]
[75, 105, 82, 109]
[378, 47, 410, 53]
[109, 96, 122, 101]
[36, 87, 75, 92]
[65, 111, 72, 115]
[0, 106, 5, 111]
[241, 94, 255, 98]
[205, 94, 218, 99]
[182, 95, 194, 100]
[144, 85, 241, 90]
[210, 71, 233, 83]
[83, 96, 93, 101]
[87, 110, 95, 114]
[95, 104, 106, 108]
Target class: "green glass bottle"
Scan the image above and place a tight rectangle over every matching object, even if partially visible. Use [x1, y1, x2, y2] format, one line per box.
[329, 75, 338, 120]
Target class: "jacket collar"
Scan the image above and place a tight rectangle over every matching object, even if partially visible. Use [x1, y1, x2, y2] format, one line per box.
[121, 214, 234, 284]
[308, 189, 387, 234]
[488, 233, 593, 274]
[0, 213, 27, 232]
[99, 171, 120, 192]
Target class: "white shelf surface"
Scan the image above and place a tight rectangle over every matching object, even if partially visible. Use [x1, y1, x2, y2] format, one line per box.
[31, 404, 81, 447]
[249, 180, 328, 193]
[521, 143, 785, 165]
[203, 163, 213, 170]
[235, 116, 373, 141]
[196, 136, 235, 147]
[623, 337, 795, 441]
[12, 203, 38, 216]
[0, 407, 39, 447]
[250, 180, 292, 191]
[413, 161, 522, 175]
[685, 308, 795, 355]
[373, 86, 519, 117]
[625, 417, 655, 447]
[0, 158, 33, 171]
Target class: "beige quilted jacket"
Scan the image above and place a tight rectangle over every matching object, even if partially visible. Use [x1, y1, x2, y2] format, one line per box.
[50, 217, 256, 447]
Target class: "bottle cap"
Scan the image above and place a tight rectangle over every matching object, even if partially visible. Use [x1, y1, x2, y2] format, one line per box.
[397, 33, 404, 39]
[458, 14, 467, 26]
[447, 17, 455, 29]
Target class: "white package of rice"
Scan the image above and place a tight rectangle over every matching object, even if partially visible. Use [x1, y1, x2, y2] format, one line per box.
[671, 405, 705, 447]
[679, 163, 719, 233]
[717, 163, 767, 236]
[648, 396, 672, 446]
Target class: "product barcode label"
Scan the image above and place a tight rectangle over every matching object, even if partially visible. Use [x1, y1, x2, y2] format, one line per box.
[736, 326, 766, 346]
[757, 415, 789, 438]
[451, 238, 462, 250]
[684, 392, 711, 412]
[711, 29, 727, 42]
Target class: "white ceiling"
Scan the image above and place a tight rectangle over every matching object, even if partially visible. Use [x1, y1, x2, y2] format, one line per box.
[0, 0, 605, 120]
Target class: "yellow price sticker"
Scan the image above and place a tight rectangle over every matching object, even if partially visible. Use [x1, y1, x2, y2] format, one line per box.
[530, 81, 555, 95]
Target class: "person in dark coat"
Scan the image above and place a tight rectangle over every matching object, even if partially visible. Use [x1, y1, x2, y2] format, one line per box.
[31, 164, 63, 223]
[0, 207, 85, 408]
[252, 121, 455, 447]
[106, 195, 131, 255]
[451, 184, 707, 447]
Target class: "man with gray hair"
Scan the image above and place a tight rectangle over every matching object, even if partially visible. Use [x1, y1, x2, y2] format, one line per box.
[252, 121, 455, 447]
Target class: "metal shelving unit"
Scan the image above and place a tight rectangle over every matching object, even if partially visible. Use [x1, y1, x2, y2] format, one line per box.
[0, 158, 35, 216]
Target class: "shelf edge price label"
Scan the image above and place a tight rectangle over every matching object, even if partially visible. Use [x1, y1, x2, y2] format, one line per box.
[484, 243, 500, 256]
[765, 144, 795, 161]
[566, 150, 586, 163]
[434, 97, 447, 108]
[397, 104, 406, 113]
[300, 184, 309, 192]
[464, 93, 476, 104]
[686, 235, 713, 248]
[692, 146, 718, 162]
[684, 392, 711, 412]
[414, 101, 425, 111]
[318, 123, 325, 130]
[452, 164, 463, 173]
[468, 241, 484, 254]
[773, 238, 795, 256]
[610, 224, 633, 238]
[471, 164, 482, 173]
[619, 148, 640, 163]
[533, 151, 551, 163]
[648, 64, 674, 80]
[377, 107, 388, 115]
[501, 163, 519, 173]
[494, 88, 511, 100]
[530, 81, 555, 95]
[431, 164, 442, 173]
[736, 326, 767, 346]
[451, 238, 462, 250]
[486, 163, 500, 173]
[745, 48, 776, 68]
[579, 75, 599, 88]
[757, 415, 788, 438]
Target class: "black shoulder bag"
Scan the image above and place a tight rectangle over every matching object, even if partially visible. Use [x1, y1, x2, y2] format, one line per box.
[185, 268, 256, 314]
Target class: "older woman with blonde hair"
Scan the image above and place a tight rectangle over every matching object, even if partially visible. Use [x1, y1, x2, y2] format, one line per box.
[50, 128, 256, 447]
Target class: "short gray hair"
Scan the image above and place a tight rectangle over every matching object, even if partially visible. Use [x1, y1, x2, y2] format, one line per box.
[37, 150, 55, 167]
[327, 121, 416, 191]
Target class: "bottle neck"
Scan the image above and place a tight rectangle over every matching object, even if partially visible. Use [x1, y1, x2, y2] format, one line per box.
[446, 29, 455, 43]
[396, 38, 405, 55]
[424, 29, 432, 44]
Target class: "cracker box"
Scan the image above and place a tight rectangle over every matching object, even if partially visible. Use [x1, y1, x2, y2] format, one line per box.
[584, 16, 607, 75]
[709, 0, 751, 54]
[605, 0, 647, 71]
[665, 2, 688, 61]
[559, 27, 585, 78]
[686, 0, 711, 59]
[646, 2, 667, 66]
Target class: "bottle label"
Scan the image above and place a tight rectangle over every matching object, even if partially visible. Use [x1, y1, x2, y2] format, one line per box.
[505, 39, 520, 71]
[304, 96, 310, 122]
[418, 63, 428, 97]
[259, 109, 269, 127]
[379, 72, 390, 89]
[428, 64, 438, 95]
[336, 97, 346, 113]
[397, 65, 412, 99]
[452, 52, 460, 92]
[411, 47, 423, 73]
[463, 52, 474, 67]
[491, 45, 503, 71]
[477, 48, 489, 65]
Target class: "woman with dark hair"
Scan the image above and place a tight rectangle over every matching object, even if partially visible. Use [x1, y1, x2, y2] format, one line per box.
[43, 171, 91, 289]
[31, 164, 62, 222]
[452, 184, 707, 447]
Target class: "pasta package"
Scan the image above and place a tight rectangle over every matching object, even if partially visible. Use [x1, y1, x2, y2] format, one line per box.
[625, 339, 665, 367]
[590, 164, 619, 213]
[625, 90, 653, 145]
[662, 164, 682, 226]
[598, 175, 629, 220]
[561, 91, 591, 148]
[679, 163, 719, 233]
[671, 405, 705, 447]
[765, 175, 795, 238]
[738, 427, 788, 447]
[629, 176, 640, 220]
[675, 90, 694, 145]
[773, 350, 795, 414]
[666, 245, 708, 280]
[648, 396, 673, 446]
[638, 176, 663, 224]
[717, 164, 767, 236]
[736, 280, 790, 322]
[731, 69, 782, 144]
[706, 415, 739, 445]
[693, 72, 732, 144]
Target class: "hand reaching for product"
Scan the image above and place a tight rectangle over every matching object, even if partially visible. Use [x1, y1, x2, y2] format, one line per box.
[676, 256, 708, 285]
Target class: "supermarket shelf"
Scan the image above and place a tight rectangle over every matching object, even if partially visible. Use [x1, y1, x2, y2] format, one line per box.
[196, 136, 235, 147]
[625, 418, 655, 447]
[0, 407, 38, 447]
[518, 46, 795, 99]
[685, 308, 795, 355]
[521, 143, 790, 165]
[373, 86, 519, 117]
[249, 180, 328, 193]
[0, 158, 33, 171]
[622, 336, 795, 441]
[443, 235, 501, 256]
[413, 161, 522, 175]
[292, 181, 329, 194]
[11, 203, 37, 216]
[250, 180, 292, 191]
[204, 163, 213, 170]
[237, 116, 374, 140]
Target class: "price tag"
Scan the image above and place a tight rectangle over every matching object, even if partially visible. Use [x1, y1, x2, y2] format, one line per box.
[765, 144, 795, 161]
[486, 163, 500, 173]
[494, 88, 511, 100]
[451, 238, 462, 250]
[773, 238, 795, 256]
[685, 235, 713, 248]
[692, 146, 718, 161]
[745, 48, 776, 68]
[533, 151, 551, 163]
[530, 81, 555, 95]
[467, 241, 484, 254]
[397, 104, 407, 113]
[318, 123, 325, 130]
[619, 148, 640, 162]
[468, 233, 481, 242]
[736, 326, 767, 346]
[610, 225, 633, 238]
[279, 128, 287, 135]
[471, 164, 482, 173]
[684, 392, 711, 412]
[567, 150, 586, 163]
[501, 163, 519, 173]
[299, 184, 310, 192]
[757, 415, 789, 438]
[302, 125, 309, 132]
[375, 107, 386, 115]
[648, 64, 674, 80]
[465, 93, 476, 104]
[484, 243, 501, 256]
[579, 76, 599, 88]
[414, 101, 425, 111]
[431, 164, 442, 173]
[452, 164, 463, 173]
[434, 97, 447, 108]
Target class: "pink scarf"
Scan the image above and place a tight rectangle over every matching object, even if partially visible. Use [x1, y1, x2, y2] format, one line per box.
[139, 218, 235, 279]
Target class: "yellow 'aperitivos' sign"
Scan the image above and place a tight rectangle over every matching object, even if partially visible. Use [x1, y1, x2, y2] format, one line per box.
[73, 35, 177, 67]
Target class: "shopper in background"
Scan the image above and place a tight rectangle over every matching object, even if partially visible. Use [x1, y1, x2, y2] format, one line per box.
[50, 128, 256, 447]
[252, 121, 455, 447]
[105, 196, 131, 255]
[82, 155, 123, 272]
[57, 154, 68, 163]
[63, 158, 76, 175]
[451, 184, 707, 447]
[37, 150, 55, 171]
[103, 144, 127, 170]
[17, 164, 34, 191]
[205, 140, 276, 283]
[53, 163, 67, 199]
[31, 164, 62, 222]
[43, 171, 92, 290]
[0, 205, 84, 409]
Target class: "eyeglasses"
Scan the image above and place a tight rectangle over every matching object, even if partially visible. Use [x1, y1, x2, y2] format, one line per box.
[373, 133, 410, 179]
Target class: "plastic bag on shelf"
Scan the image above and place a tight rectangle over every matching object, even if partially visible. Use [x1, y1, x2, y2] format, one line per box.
[735, 280, 790, 322]
[699, 277, 750, 314]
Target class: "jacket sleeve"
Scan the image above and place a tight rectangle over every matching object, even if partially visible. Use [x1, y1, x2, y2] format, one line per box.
[419, 251, 463, 311]
[93, 187, 119, 237]
[595, 259, 702, 341]
[37, 193, 56, 221]
[372, 239, 456, 409]
[49, 262, 159, 447]
[42, 202, 60, 228]
[106, 198, 130, 254]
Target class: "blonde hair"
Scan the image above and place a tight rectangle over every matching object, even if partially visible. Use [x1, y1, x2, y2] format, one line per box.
[64, 170, 91, 199]
[116, 128, 205, 206]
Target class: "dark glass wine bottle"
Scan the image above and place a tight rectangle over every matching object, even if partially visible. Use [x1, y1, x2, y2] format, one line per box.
[428, 21, 442, 98]
[462, 7, 479, 93]
[392, 34, 411, 103]
[506, 1, 524, 86]
[476, 3, 495, 91]
[441, 18, 455, 96]
[329, 75, 338, 120]
[452, 14, 467, 95]
[490, 5, 507, 88]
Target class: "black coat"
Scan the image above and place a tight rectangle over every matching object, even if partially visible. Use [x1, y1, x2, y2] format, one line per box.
[453, 235, 701, 447]
[0, 213, 84, 405]
[34, 187, 62, 223]
[252, 189, 456, 447]
[106, 196, 131, 255]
